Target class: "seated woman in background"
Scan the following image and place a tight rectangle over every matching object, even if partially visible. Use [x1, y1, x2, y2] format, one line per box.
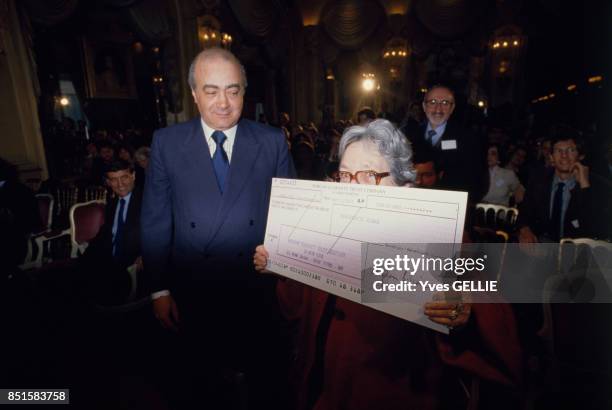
[117, 144, 134, 163]
[133, 146, 150, 188]
[482, 144, 525, 206]
[253, 120, 522, 410]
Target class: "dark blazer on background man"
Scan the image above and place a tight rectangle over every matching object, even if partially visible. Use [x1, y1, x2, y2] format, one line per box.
[141, 117, 295, 293]
[517, 168, 596, 240]
[405, 121, 487, 202]
[81, 185, 143, 302]
[84, 186, 142, 267]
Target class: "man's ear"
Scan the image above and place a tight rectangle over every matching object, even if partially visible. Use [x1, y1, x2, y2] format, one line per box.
[438, 170, 444, 180]
[191, 90, 198, 104]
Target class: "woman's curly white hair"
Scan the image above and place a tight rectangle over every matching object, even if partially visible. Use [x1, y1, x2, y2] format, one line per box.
[338, 119, 415, 185]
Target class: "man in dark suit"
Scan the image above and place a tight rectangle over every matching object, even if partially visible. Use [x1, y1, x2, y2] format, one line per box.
[403, 85, 486, 202]
[141, 48, 294, 407]
[517, 128, 595, 243]
[81, 159, 143, 305]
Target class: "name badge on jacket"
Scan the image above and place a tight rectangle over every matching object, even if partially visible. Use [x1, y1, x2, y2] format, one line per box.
[441, 140, 457, 150]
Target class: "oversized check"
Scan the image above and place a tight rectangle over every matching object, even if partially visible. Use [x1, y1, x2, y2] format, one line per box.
[263, 178, 468, 333]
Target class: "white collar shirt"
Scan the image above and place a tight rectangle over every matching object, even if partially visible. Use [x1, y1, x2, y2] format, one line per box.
[201, 118, 238, 164]
[425, 121, 447, 146]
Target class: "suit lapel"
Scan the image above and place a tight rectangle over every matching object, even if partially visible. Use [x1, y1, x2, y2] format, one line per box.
[209, 120, 261, 242]
[182, 117, 222, 199]
[104, 197, 118, 247]
[542, 171, 555, 222]
[180, 119, 223, 243]
[125, 187, 141, 233]
[435, 122, 453, 148]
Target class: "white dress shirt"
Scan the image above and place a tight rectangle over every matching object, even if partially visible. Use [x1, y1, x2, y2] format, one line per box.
[202, 118, 238, 163]
[425, 121, 447, 147]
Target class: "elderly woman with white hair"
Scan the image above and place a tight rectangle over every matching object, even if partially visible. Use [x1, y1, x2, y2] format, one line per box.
[254, 119, 521, 410]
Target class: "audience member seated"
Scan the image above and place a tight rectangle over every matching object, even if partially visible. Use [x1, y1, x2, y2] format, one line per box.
[290, 124, 304, 146]
[413, 144, 443, 188]
[80, 159, 144, 306]
[279, 112, 292, 148]
[318, 130, 342, 182]
[82, 142, 98, 176]
[356, 107, 376, 126]
[0, 157, 41, 276]
[517, 126, 596, 243]
[134, 146, 150, 188]
[537, 137, 553, 169]
[117, 144, 134, 163]
[254, 120, 522, 410]
[292, 133, 318, 180]
[482, 144, 525, 206]
[505, 145, 529, 186]
[413, 145, 478, 241]
[90, 141, 115, 186]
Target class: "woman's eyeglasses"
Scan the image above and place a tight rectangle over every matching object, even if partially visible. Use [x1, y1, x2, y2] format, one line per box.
[334, 170, 390, 185]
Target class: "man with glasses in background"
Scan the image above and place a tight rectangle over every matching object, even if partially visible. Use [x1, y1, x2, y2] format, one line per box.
[517, 126, 596, 243]
[405, 84, 487, 202]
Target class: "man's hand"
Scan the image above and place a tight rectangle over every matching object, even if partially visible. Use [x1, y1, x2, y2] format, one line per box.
[153, 294, 179, 331]
[518, 226, 538, 244]
[572, 162, 590, 188]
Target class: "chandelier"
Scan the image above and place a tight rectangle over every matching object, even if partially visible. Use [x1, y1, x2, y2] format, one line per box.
[490, 36, 520, 50]
[197, 15, 232, 50]
[383, 37, 409, 59]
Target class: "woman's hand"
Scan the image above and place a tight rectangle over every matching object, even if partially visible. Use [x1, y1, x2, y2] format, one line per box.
[424, 301, 472, 329]
[253, 245, 272, 273]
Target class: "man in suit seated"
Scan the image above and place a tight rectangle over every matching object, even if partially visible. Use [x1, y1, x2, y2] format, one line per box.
[81, 159, 143, 305]
[403, 84, 487, 202]
[517, 126, 595, 243]
[413, 144, 443, 189]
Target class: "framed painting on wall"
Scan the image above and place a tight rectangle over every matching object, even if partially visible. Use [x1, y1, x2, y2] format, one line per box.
[81, 37, 136, 99]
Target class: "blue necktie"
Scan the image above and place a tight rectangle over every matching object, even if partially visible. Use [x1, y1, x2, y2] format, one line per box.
[211, 130, 229, 193]
[113, 198, 126, 258]
[427, 129, 437, 145]
[550, 182, 565, 241]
